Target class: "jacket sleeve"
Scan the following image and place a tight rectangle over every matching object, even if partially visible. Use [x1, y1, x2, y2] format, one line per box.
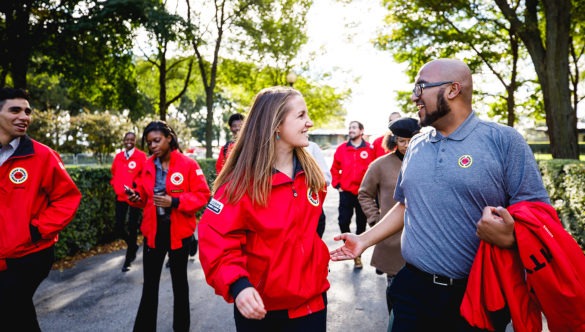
[128, 166, 148, 209]
[110, 154, 127, 197]
[176, 159, 211, 215]
[215, 149, 226, 175]
[198, 190, 250, 303]
[358, 163, 381, 226]
[31, 149, 82, 239]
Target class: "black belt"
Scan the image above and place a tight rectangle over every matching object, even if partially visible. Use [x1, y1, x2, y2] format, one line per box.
[405, 263, 468, 287]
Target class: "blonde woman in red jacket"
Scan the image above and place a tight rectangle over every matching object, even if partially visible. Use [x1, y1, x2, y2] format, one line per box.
[199, 87, 330, 331]
[126, 120, 210, 332]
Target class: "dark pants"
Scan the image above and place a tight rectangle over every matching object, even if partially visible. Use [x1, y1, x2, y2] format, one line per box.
[133, 215, 191, 332]
[316, 209, 326, 238]
[0, 246, 54, 332]
[234, 304, 327, 332]
[115, 200, 141, 259]
[389, 265, 510, 332]
[386, 274, 395, 315]
[338, 191, 367, 235]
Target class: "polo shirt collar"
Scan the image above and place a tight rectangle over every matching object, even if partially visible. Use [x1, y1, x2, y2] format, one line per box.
[429, 111, 479, 142]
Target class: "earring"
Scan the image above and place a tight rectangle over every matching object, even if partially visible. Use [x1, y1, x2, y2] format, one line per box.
[276, 133, 280, 140]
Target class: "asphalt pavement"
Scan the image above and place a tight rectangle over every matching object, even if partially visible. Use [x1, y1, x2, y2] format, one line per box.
[35, 188, 390, 332]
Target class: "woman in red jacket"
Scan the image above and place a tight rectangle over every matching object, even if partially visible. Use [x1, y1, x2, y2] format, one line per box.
[126, 120, 210, 332]
[199, 87, 330, 331]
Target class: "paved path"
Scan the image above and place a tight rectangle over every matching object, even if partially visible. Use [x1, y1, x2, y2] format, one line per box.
[35, 189, 389, 332]
[34, 185, 549, 331]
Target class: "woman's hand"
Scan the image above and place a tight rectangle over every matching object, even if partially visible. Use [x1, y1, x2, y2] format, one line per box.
[153, 192, 171, 208]
[125, 187, 141, 202]
[235, 287, 266, 320]
[330, 233, 366, 261]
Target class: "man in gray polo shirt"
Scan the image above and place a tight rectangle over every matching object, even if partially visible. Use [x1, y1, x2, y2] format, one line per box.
[330, 58, 550, 331]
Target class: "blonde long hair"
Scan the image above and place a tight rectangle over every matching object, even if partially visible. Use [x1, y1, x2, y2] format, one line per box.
[214, 86, 326, 206]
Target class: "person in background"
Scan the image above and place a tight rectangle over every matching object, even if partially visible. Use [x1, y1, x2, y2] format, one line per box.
[215, 113, 245, 175]
[371, 111, 401, 159]
[0, 88, 82, 331]
[126, 120, 210, 332]
[358, 117, 420, 330]
[330, 58, 550, 331]
[110, 131, 147, 272]
[306, 140, 332, 238]
[199, 86, 330, 332]
[330, 120, 375, 269]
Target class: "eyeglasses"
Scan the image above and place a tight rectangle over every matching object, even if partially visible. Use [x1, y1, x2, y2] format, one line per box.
[412, 81, 453, 97]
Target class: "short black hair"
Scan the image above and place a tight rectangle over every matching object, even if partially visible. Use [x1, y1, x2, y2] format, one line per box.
[0, 88, 29, 103]
[124, 132, 136, 139]
[228, 113, 245, 127]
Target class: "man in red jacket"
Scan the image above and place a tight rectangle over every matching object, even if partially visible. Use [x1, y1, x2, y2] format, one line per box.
[331, 120, 375, 269]
[110, 132, 147, 272]
[0, 88, 82, 331]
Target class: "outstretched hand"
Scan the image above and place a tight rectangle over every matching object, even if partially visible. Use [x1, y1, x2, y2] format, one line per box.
[476, 206, 515, 249]
[330, 233, 365, 261]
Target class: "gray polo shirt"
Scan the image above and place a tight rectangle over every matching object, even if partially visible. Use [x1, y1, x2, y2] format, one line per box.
[394, 111, 550, 279]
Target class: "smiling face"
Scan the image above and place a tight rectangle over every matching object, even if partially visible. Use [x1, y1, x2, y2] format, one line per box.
[0, 98, 31, 145]
[410, 59, 473, 131]
[411, 64, 453, 128]
[276, 95, 313, 149]
[145, 130, 171, 158]
[348, 121, 363, 141]
[123, 133, 137, 151]
[417, 87, 452, 127]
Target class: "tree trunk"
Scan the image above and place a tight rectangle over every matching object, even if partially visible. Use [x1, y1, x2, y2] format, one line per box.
[506, 32, 519, 127]
[159, 52, 167, 121]
[4, 0, 33, 89]
[540, 0, 577, 158]
[205, 86, 214, 158]
[495, 0, 578, 159]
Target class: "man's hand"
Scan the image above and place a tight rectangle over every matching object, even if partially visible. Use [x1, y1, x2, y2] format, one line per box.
[235, 287, 266, 320]
[330, 233, 366, 261]
[476, 206, 515, 249]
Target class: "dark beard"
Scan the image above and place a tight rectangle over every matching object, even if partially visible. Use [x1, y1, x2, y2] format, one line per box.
[419, 88, 451, 127]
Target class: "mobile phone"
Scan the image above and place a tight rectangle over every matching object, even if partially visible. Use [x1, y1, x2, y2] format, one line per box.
[124, 185, 133, 195]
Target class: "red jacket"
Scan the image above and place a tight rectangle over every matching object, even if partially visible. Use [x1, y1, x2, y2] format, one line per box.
[0, 136, 81, 271]
[198, 169, 330, 318]
[110, 149, 147, 202]
[215, 141, 234, 175]
[132, 150, 210, 250]
[330, 140, 374, 195]
[461, 201, 585, 332]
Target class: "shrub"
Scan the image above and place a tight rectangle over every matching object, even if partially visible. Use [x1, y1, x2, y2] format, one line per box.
[56, 159, 218, 261]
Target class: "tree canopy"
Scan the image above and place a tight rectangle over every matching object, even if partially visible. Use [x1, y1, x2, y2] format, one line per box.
[1, 0, 347, 160]
[376, 0, 583, 158]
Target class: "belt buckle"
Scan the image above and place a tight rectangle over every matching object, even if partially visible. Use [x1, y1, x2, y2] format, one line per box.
[433, 274, 453, 286]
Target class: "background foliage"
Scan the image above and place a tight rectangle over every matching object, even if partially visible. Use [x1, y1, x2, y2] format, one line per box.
[55, 159, 585, 261]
